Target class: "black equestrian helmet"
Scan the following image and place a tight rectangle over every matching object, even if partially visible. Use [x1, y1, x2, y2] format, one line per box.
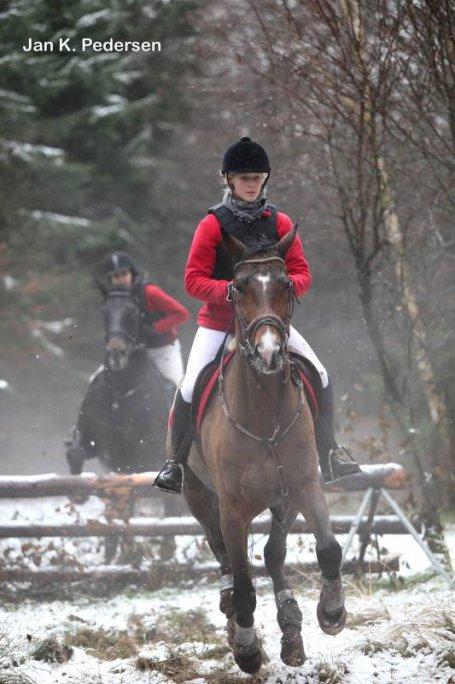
[103, 251, 138, 278]
[221, 136, 271, 174]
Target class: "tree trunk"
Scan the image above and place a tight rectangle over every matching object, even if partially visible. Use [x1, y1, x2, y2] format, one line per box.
[378, 156, 454, 502]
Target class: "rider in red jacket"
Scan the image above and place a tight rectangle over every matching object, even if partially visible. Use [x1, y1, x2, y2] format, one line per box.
[101, 252, 189, 387]
[185, 211, 311, 332]
[154, 137, 360, 493]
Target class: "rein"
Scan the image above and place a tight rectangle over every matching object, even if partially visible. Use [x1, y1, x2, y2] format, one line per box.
[218, 256, 304, 499]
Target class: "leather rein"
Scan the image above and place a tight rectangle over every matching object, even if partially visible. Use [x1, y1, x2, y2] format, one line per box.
[218, 256, 305, 498]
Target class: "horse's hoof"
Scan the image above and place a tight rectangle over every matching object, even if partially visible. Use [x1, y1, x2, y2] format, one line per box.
[280, 629, 305, 666]
[317, 602, 347, 635]
[233, 640, 262, 674]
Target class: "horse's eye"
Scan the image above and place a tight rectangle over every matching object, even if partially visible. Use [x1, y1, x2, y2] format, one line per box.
[233, 281, 245, 294]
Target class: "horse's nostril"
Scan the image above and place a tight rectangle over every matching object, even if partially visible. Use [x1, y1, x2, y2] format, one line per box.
[270, 349, 282, 369]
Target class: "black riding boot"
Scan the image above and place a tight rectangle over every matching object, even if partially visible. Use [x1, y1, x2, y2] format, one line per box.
[315, 378, 361, 483]
[154, 390, 192, 494]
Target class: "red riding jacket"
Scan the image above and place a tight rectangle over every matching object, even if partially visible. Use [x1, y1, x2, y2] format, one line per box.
[184, 211, 312, 332]
[142, 283, 190, 345]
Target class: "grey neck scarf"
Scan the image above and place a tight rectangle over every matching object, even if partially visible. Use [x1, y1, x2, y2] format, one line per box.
[223, 188, 269, 224]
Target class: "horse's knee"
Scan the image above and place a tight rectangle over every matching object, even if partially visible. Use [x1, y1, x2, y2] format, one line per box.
[316, 539, 342, 579]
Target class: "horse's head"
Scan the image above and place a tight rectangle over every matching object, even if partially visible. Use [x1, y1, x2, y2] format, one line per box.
[102, 288, 141, 371]
[224, 226, 297, 375]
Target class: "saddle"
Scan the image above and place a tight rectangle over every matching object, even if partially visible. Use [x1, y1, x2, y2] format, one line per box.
[191, 347, 322, 434]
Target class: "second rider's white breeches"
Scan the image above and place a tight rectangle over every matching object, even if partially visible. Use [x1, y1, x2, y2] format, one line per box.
[147, 339, 184, 387]
[180, 325, 329, 403]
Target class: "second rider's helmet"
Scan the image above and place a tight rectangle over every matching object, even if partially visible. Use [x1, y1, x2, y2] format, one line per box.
[102, 252, 138, 279]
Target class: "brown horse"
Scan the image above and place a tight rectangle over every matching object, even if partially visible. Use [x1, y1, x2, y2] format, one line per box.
[179, 227, 346, 674]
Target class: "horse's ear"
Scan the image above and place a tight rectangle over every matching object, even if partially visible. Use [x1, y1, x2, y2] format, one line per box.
[221, 230, 247, 262]
[93, 274, 109, 298]
[274, 224, 298, 259]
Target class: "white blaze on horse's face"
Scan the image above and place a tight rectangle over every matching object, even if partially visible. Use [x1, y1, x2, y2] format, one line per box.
[257, 327, 281, 372]
[255, 273, 271, 295]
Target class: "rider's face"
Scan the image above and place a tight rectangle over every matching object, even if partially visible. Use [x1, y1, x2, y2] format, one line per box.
[110, 268, 133, 288]
[228, 173, 267, 202]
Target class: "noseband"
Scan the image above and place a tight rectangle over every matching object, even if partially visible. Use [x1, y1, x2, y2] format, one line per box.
[227, 256, 295, 365]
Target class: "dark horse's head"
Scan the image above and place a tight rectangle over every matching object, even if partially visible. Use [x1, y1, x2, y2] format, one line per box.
[102, 288, 141, 371]
[223, 226, 297, 376]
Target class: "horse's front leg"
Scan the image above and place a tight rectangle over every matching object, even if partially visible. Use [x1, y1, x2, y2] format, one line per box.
[182, 468, 234, 644]
[265, 506, 305, 666]
[65, 426, 90, 475]
[300, 480, 346, 635]
[219, 501, 262, 675]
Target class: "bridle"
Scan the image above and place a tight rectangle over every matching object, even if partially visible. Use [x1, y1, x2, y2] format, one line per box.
[103, 290, 148, 408]
[104, 290, 141, 346]
[226, 256, 295, 367]
[218, 255, 304, 501]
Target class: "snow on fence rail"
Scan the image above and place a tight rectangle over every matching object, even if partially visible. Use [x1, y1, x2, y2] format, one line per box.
[0, 463, 407, 498]
[0, 463, 426, 585]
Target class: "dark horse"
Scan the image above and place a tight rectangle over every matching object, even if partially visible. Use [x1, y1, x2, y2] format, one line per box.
[66, 287, 184, 545]
[179, 228, 346, 674]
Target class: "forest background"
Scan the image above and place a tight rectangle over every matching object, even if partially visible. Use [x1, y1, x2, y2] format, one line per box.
[0, 0, 453, 526]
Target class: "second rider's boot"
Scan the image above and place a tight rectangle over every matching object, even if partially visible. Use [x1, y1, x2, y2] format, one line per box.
[153, 390, 192, 494]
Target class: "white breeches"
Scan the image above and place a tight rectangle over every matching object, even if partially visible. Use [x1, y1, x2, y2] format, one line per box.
[147, 339, 185, 387]
[180, 325, 329, 403]
[288, 327, 329, 388]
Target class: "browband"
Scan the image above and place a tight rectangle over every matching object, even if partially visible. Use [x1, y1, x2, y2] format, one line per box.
[233, 256, 286, 274]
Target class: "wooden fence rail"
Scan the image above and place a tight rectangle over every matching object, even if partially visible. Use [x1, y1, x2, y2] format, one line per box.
[0, 463, 406, 498]
[0, 514, 417, 539]
[0, 464, 413, 585]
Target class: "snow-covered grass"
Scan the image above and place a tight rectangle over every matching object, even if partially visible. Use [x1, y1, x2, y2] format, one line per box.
[0, 497, 453, 682]
[0, 573, 453, 683]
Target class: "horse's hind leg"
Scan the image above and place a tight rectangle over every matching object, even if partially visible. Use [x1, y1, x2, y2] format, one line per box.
[182, 469, 235, 643]
[265, 506, 305, 666]
[300, 480, 346, 635]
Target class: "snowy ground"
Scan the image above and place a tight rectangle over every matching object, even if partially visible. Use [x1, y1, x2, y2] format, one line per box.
[0, 496, 453, 683]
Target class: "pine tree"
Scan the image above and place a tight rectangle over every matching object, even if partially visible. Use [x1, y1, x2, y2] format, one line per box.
[0, 0, 200, 365]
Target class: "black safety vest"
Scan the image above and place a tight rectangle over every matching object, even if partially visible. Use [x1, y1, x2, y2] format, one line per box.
[208, 202, 279, 280]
